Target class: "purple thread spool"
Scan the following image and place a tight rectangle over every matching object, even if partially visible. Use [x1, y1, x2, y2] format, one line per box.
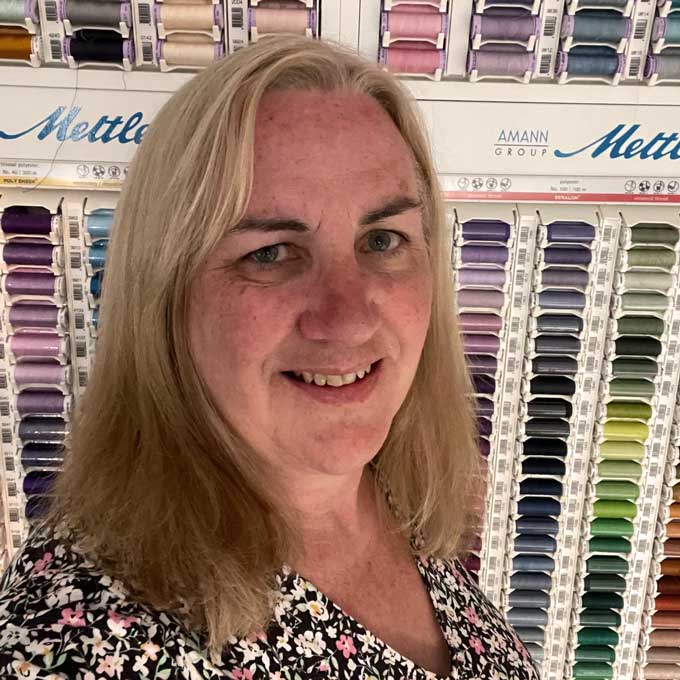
[9, 332, 67, 361]
[23, 470, 58, 496]
[461, 244, 509, 265]
[457, 289, 506, 310]
[25, 496, 51, 520]
[466, 354, 498, 374]
[1, 209, 54, 236]
[458, 268, 507, 288]
[471, 14, 539, 42]
[18, 416, 67, 443]
[459, 313, 504, 333]
[464, 334, 501, 354]
[3, 272, 58, 297]
[467, 49, 535, 77]
[8, 303, 64, 330]
[2, 242, 58, 267]
[14, 362, 68, 389]
[17, 391, 68, 416]
[462, 219, 511, 242]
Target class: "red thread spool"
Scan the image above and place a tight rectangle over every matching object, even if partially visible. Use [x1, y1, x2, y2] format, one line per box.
[382, 46, 443, 73]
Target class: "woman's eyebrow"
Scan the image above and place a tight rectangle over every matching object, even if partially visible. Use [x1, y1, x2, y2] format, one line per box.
[228, 196, 422, 235]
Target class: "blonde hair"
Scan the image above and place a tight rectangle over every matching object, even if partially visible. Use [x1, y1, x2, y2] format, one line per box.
[51, 35, 480, 649]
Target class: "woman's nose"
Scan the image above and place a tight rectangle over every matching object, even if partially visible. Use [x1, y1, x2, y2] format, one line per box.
[297, 259, 380, 345]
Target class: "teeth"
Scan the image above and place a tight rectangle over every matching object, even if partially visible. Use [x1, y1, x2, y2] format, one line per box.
[292, 363, 374, 388]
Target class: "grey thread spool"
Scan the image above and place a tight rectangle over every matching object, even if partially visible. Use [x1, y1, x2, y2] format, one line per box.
[563, 10, 631, 42]
[0, 0, 38, 24]
[646, 53, 680, 79]
[64, 0, 129, 29]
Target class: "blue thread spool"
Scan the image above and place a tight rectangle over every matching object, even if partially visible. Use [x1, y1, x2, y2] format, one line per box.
[653, 15, 680, 42]
[645, 53, 680, 79]
[557, 45, 622, 76]
[86, 209, 114, 240]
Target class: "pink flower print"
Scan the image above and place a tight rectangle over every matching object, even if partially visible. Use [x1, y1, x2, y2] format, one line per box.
[336, 635, 357, 659]
[463, 606, 481, 626]
[419, 555, 430, 568]
[58, 607, 86, 627]
[470, 637, 485, 655]
[96, 654, 123, 678]
[319, 661, 330, 672]
[233, 669, 254, 680]
[33, 552, 53, 574]
[107, 610, 137, 628]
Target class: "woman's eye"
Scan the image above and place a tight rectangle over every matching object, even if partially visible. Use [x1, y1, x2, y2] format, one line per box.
[366, 230, 405, 255]
[247, 244, 289, 267]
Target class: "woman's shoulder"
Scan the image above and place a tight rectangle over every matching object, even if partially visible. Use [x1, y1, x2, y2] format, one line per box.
[422, 554, 539, 679]
[0, 524, 196, 680]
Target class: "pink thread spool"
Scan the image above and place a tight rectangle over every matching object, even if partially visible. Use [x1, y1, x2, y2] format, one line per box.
[14, 362, 70, 390]
[9, 332, 68, 362]
[381, 9, 447, 45]
[249, 7, 313, 35]
[380, 45, 445, 74]
[155, 3, 222, 31]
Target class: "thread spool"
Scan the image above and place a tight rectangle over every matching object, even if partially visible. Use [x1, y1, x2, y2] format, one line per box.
[158, 38, 223, 65]
[467, 49, 535, 76]
[166, 31, 214, 42]
[8, 303, 64, 329]
[645, 53, 680, 79]
[155, 3, 222, 31]
[471, 14, 539, 41]
[64, 30, 134, 63]
[380, 45, 445, 73]
[85, 209, 114, 240]
[561, 11, 632, 42]
[17, 391, 68, 417]
[0, 26, 33, 59]
[23, 471, 58, 495]
[9, 332, 68, 361]
[249, 7, 313, 35]
[381, 10, 447, 42]
[90, 271, 102, 298]
[653, 16, 680, 42]
[3, 242, 58, 267]
[14, 362, 70, 389]
[22, 443, 64, 469]
[573, 0, 628, 8]
[0, 0, 38, 24]
[63, 0, 131, 29]
[556, 46, 622, 76]
[1, 209, 55, 235]
[19, 417, 67, 443]
[163, 0, 211, 5]
[4, 272, 59, 297]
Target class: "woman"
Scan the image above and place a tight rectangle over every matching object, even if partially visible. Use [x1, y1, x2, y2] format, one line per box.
[0, 36, 537, 680]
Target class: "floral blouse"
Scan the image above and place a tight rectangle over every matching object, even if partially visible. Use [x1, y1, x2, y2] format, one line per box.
[0, 524, 538, 680]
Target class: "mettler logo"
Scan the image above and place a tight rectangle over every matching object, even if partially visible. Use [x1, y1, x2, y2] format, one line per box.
[555, 124, 680, 160]
[0, 106, 148, 145]
[495, 128, 549, 157]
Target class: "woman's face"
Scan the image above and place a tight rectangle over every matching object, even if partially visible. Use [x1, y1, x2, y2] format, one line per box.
[189, 89, 433, 484]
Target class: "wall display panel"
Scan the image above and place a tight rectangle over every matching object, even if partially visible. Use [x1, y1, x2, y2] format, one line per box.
[3, 66, 680, 680]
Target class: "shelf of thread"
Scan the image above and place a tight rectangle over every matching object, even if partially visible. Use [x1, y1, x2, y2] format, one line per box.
[225, 1, 320, 65]
[506, 216, 598, 668]
[135, 0, 228, 71]
[62, 197, 115, 394]
[646, 0, 680, 84]
[567, 219, 680, 680]
[0, 201, 72, 548]
[379, 0, 451, 80]
[452, 208, 516, 584]
[636, 401, 680, 679]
